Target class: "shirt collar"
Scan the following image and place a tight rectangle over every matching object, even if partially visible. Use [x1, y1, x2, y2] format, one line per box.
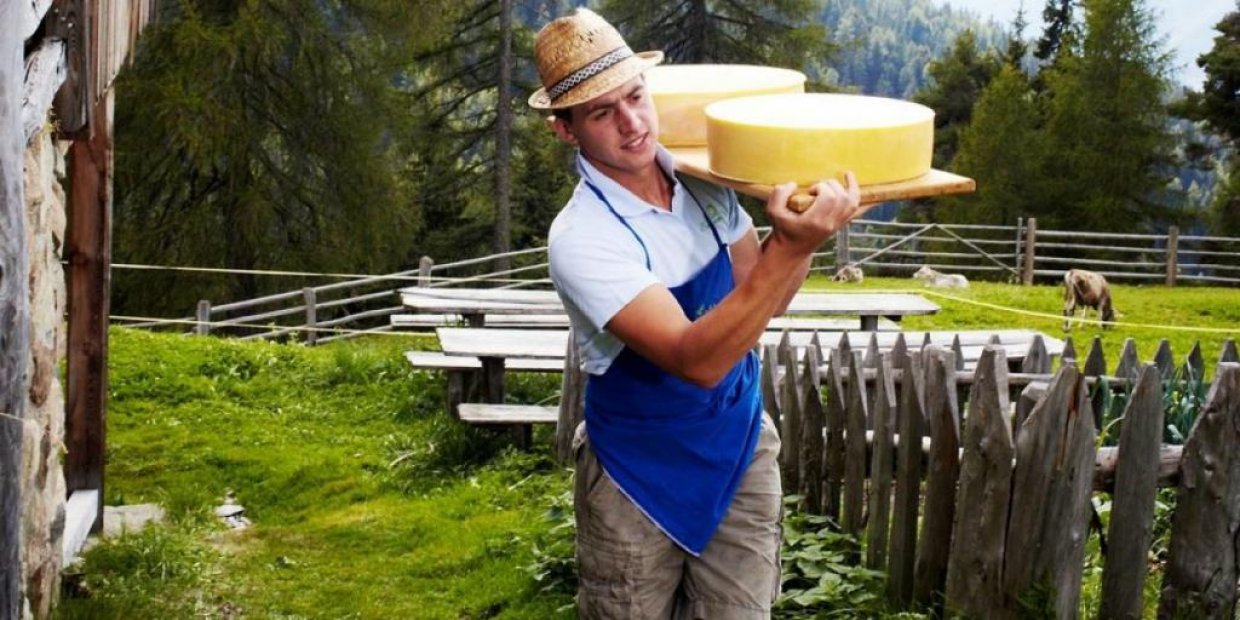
[576, 145, 683, 218]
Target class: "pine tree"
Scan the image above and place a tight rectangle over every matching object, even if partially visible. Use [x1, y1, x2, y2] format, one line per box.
[112, 0, 450, 315]
[1035, 0, 1076, 62]
[914, 30, 1001, 168]
[1039, 0, 1174, 232]
[944, 65, 1045, 226]
[598, 0, 834, 74]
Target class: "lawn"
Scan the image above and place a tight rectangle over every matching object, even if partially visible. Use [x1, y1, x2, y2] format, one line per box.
[57, 278, 1239, 619]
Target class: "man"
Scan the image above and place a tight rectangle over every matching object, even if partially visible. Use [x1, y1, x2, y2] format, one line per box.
[529, 9, 860, 619]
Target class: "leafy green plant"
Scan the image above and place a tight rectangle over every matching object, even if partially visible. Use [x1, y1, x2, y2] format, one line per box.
[526, 489, 578, 596]
[775, 497, 901, 619]
[1163, 367, 1208, 445]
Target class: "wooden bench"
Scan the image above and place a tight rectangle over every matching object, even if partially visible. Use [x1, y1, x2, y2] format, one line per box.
[393, 313, 572, 329]
[456, 403, 558, 425]
[404, 350, 561, 373]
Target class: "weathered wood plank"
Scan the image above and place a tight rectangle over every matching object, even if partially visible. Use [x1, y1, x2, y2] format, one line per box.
[888, 351, 925, 608]
[799, 346, 825, 514]
[951, 334, 965, 371]
[836, 331, 853, 369]
[760, 343, 782, 433]
[1182, 341, 1204, 381]
[21, 39, 66, 144]
[865, 354, 897, 570]
[1115, 338, 1140, 383]
[51, 0, 87, 133]
[21, 0, 55, 41]
[1220, 339, 1237, 365]
[914, 347, 960, 609]
[65, 90, 113, 533]
[946, 347, 1013, 619]
[1022, 334, 1051, 374]
[1099, 364, 1163, 620]
[554, 330, 584, 464]
[1084, 336, 1108, 378]
[844, 352, 870, 540]
[779, 334, 802, 493]
[1, 11, 30, 613]
[863, 332, 880, 369]
[889, 332, 908, 369]
[1158, 363, 1240, 619]
[1061, 336, 1076, 363]
[1013, 381, 1047, 445]
[1004, 362, 1097, 618]
[823, 348, 847, 520]
[1153, 339, 1174, 380]
[458, 403, 558, 424]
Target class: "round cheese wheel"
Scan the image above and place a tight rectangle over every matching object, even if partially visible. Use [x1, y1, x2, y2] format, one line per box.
[646, 65, 806, 147]
[705, 93, 935, 186]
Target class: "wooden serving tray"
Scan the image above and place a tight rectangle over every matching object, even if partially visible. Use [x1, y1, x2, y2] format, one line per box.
[669, 146, 976, 213]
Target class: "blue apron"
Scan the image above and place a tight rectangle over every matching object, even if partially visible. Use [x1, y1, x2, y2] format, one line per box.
[579, 171, 763, 555]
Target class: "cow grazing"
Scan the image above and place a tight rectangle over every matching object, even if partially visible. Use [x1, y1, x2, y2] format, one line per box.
[913, 265, 969, 288]
[832, 264, 864, 283]
[1063, 269, 1117, 331]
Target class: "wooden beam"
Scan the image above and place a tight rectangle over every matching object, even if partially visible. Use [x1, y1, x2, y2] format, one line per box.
[21, 0, 55, 41]
[65, 90, 113, 533]
[1, 5, 31, 615]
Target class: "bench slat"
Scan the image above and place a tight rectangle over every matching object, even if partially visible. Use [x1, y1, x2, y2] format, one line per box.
[405, 351, 561, 372]
[458, 403, 558, 424]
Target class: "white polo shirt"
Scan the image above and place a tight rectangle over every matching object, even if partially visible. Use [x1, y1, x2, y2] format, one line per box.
[548, 146, 754, 375]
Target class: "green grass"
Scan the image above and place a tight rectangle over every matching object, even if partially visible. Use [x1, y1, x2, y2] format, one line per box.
[59, 329, 572, 619]
[59, 279, 1240, 618]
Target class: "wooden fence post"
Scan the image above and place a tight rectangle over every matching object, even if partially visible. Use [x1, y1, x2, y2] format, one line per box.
[1158, 363, 1240, 619]
[843, 352, 869, 541]
[946, 347, 1013, 618]
[1021, 218, 1037, 285]
[760, 343, 781, 433]
[1115, 338, 1140, 383]
[1083, 336, 1107, 430]
[1099, 364, 1163, 620]
[1, 10, 29, 613]
[554, 329, 584, 465]
[835, 222, 850, 272]
[302, 288, 317, 345]
[196, 300, 211, 336]
[799, 346, 824, 514]
[1154, 340, 1174, 380]
[1183, 341, 1204, 381]
[418, 256, 433, 287]
[914, 346, 960, 609]
[888, 351, 925, 608]
[1004, 362, 1096, 618]
[865, 353, 897, 570]
[1014, 216, 1024, 280]
[1166, 225, 1179, 287]
[1220, 339, 1238, 367]
[778, 333, 801, 494]
[823, 348, 847, 520]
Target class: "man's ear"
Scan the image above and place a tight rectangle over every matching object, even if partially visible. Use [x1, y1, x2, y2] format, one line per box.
[549, 115, 578, 146]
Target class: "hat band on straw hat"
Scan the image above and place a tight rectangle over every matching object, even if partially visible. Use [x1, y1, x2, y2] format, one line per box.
[548, 45, 634, 102]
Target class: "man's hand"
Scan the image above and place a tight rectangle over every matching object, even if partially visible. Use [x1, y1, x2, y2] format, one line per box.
[764, 172, 861, 258]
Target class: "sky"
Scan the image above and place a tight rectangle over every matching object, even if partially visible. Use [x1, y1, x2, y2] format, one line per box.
[937, 0, 1233, 88]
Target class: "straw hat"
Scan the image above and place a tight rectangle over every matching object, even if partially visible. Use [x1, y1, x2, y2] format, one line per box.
[528, 8, 664, 110]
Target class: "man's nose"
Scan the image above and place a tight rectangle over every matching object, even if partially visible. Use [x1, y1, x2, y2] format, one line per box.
[616, 104, 644, 134]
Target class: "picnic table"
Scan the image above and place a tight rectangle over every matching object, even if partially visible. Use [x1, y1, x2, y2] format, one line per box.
[399, 287, 939, 332]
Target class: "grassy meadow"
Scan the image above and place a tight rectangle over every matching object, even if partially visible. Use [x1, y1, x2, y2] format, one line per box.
[57, 278, 1239, 619]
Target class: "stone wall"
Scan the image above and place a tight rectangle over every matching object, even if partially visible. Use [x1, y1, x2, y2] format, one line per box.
[20, 128, 68, 620]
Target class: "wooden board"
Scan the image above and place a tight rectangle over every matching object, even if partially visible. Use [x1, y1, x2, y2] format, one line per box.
[670, 146, 976, 212]
[457, 403, 559, 425]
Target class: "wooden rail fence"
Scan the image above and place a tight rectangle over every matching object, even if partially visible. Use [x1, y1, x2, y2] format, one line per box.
[118, 217, 1240, 343]
[761, 332, 1240, 617]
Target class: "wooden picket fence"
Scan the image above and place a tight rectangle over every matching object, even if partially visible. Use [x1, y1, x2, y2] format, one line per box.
[760, 332, 1240, 618]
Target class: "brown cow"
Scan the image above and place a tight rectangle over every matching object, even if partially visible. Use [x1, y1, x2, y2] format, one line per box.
[1063, 269, 1117, 331]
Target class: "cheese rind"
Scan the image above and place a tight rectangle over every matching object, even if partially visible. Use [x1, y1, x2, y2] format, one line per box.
[705, 94, 935, 186]
[646, 65, 806, 147]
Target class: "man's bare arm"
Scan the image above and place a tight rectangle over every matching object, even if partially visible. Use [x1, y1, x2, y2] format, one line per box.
[606, 175, 860, 388]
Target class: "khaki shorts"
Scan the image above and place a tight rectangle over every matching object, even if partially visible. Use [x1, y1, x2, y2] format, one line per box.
[572, 414, 783, 620]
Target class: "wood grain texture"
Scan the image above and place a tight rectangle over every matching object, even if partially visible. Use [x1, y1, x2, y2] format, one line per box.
[798, 346, 824, 513]
[865, 354, 897, 570]
[669, 146, 976, 212]
[887, 351, 925, 607]
[843, 352, 869, 538]
[1158, 364, 1240, 619]
[946, 347, 1013, 619]
[1099, 364, 1163, 620]
[914, 347, 960, 609]
[823, 348, 847, 521]
[1, 10, 30, 614]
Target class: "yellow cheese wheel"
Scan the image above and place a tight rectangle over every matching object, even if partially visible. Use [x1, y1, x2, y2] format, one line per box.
[646, 65, 806, 147]
[705, 94, 935, 186]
